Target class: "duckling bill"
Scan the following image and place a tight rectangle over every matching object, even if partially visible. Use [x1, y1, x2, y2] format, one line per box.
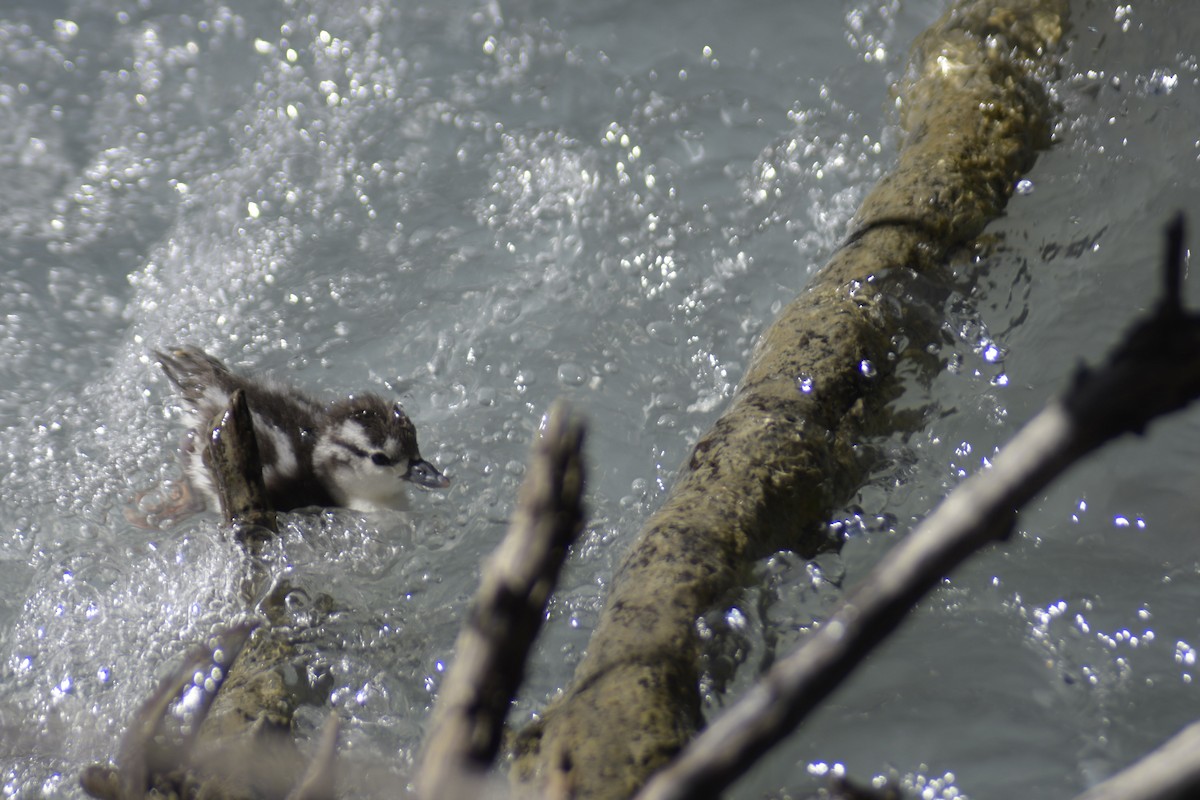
[156, 346, 450, 512]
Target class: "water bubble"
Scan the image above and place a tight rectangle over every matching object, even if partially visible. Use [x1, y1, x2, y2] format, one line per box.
[50, 676, 73, 700]
[859, 359, 876, 378]
[796, 373, 814, 393]
[557, 362, 585, 386]
[981, 342, 1006, 362]
[806, 762, 846, 778]
[1139, 68, 1178, 95]
[492, 296, 522, 324]
[54, 19, 80, 42]
[645, 320, 677, 345]
[724, 607, 747, 630]
[1015, 178, 1035, 195]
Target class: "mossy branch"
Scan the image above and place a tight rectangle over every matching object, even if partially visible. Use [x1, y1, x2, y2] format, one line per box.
[511, 1, 1070, 796]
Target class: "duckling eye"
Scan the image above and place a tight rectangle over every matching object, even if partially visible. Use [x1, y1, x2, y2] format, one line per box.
[370, 452, 392, 467]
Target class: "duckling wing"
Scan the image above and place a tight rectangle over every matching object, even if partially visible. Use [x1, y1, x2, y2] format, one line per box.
[155, 346, 244, 407]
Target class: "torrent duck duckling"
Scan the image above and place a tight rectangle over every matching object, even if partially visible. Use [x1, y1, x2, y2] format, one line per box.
[156, 346, 450, 512]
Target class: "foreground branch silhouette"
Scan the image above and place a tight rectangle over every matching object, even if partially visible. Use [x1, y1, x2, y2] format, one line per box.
[418, 403, 587, 799]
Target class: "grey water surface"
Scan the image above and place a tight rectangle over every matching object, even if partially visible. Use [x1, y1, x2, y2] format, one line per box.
[1, 0, 1199, 798]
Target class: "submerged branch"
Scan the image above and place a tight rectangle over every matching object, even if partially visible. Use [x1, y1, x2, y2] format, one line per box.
[511, 1, 1070, 796]
[83, 389, 328, 799]
[80, 625, 258, 800]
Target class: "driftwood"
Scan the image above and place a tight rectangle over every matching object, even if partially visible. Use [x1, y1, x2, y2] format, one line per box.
[634, 218, 1200, 798]
[417, 402, 587, 799]
[511, 1, 1070, 796]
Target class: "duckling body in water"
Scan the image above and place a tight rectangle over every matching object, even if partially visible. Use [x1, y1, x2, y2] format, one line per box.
[156, 346, 449, 512]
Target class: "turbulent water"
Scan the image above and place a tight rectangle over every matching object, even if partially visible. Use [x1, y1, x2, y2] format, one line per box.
[0, 0, 1198, 797]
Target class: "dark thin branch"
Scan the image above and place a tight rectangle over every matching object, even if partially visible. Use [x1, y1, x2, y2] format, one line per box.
[1162, 213, 1186, 315]
[205, 387, 286, 615]
[635, 218, 1200, 800]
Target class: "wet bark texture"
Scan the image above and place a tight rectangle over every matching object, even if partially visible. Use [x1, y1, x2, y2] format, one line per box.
[511, 2, 1069, 797]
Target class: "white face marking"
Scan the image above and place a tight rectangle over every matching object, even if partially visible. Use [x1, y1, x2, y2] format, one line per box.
[311, 433, 339, 473]
[336, 419, 373, 451]
[325, 460, 410, 509]
[342, 489, 411, 512]
[312, 418, 410, 509]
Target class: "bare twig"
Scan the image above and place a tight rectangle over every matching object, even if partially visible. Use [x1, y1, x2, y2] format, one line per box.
[418, 401, 586, 799]
[635, 218, 1200, 800]
[1071, 719, 1200, 800]
[284, 714, 341, 800]
[80, 624, 257, 800]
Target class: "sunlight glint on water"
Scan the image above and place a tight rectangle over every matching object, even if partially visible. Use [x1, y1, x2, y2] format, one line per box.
[1, 1, 1200, 798]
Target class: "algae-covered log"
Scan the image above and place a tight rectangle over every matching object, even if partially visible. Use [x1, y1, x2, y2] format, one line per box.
[512, 1, 1069, 797]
